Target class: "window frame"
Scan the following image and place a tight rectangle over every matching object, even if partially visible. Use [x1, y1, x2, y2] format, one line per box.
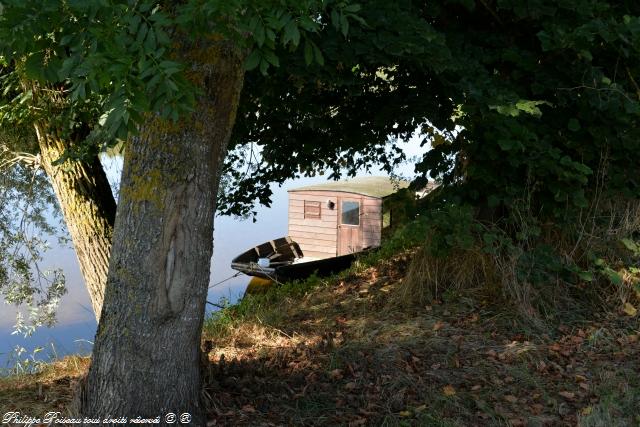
[340, 200, 360, 226]
[304, 200, 322, 219]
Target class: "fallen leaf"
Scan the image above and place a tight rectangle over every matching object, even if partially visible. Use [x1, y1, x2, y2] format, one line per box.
[330, 369, 343, 380]
[558, 391, 575, 400]
[571, 336, 584, 344]
[574, 374, 587, 382]
[344, 382, 357, 391]
[415, 405, 427, 413]
[509, 418, 526, 427]
[442, 385, 456, 396]
[581, 406, 593, 416]
[241, 404, 256, 413]
[623, 302, 637, 317]
[399, 410, 411, 417]
[504, 395, 518, 403]
[433, 321, 446, 331]
[531, 403, 544, 414]
[579, 382, 589, 391]
[471, 384, 482, 391]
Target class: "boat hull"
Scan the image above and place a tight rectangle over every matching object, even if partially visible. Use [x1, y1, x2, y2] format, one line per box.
[231, 236, 366, 281]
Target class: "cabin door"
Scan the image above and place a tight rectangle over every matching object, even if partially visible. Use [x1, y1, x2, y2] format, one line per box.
[337, 198, 362, 256]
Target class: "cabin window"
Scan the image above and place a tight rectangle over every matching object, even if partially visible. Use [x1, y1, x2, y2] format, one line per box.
[341, 201, 360, 225]
[304, 201, 321, 219]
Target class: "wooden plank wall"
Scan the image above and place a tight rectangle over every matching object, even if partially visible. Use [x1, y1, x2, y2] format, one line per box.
[361, 196, 382, 248]
[288, 191, 338, 258]
[288, 190, 384, 258]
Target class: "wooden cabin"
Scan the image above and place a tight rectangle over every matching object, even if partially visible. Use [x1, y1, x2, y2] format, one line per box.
[287, 176, 410, 259]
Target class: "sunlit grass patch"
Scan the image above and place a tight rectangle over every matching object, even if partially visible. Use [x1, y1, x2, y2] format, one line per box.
[0, 355, 88, 414]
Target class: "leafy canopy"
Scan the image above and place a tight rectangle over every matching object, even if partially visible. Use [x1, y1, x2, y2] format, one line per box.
[224, 0, 640, 222]
[0, 0, 360, 160]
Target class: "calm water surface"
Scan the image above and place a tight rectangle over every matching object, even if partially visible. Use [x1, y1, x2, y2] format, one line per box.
[0, 174, 331, 369]
[0, 137, 424, 369]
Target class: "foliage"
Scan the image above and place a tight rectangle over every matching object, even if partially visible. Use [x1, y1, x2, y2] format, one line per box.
[225, 0, 640, 216]
[399, 199, 640, 326]
[0, 0, 361, 161]
[222, 1, 449, 215]
[0, 129, 66, 330]
[416, 1, 640, 223]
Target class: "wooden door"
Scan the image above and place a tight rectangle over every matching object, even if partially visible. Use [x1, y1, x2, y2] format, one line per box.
[337, 198, 362, 255]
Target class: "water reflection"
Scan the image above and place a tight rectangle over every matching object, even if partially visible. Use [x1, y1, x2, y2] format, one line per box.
[0, 173, 335, 369]
[0, 134, 424, 369]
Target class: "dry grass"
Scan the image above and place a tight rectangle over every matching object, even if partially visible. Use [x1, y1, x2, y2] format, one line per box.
[0, 355, 89, 414]
[396, 200, 640, 331]
[395, 243, 496, 307]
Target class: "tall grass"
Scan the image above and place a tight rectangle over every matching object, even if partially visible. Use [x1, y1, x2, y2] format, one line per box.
[396, 199, 640, 328]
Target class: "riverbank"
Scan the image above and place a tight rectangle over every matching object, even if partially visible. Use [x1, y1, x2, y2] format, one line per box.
[200, 250, 640, 426]
[2, 248, 639, 425]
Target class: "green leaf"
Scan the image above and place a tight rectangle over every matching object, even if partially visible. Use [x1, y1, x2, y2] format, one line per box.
[313, 43, 324, 66]
[579, 50, 593, 61]
[344, 4, 362, 13]
[621, 238, 639, 252]
[283, 20, 300, 47]
[23, 53, 44, 80]
[340, 14, 349, 37]
[144, 28, 156, 52]
[567, 118, 580, 132]
[605, 268, 623, 286]
[254, 23, 266, 47]
[303, 40, 313, 65]
[578, 271, 594, 282]
[259, 59, 269, 75]
[136, 23, 149, 45]
[262, 49, 280, 67]
[128, 14, 141, 34]
[331, 9, 340, 29]
[245, 50, 261, 71]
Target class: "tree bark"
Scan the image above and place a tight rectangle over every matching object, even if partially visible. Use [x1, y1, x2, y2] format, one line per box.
[80, 39, 245, 424]
[34, 125, 116, 321]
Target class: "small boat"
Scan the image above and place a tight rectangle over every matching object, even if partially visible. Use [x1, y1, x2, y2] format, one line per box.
[230, 236, 364, 282]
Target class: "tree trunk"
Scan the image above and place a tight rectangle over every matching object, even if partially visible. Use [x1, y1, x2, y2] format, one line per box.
[34, 125, 116, 321]
[80, 40, 245, 424]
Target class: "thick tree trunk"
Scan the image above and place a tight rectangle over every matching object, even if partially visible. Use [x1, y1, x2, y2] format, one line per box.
[80, 40, 244, 424]
[34, 125, 116, 321]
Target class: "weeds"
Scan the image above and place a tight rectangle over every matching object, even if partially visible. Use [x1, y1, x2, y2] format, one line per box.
[395, 200, 640, 331]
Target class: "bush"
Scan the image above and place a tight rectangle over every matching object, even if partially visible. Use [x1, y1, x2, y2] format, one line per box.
[396, 200, 640, 327]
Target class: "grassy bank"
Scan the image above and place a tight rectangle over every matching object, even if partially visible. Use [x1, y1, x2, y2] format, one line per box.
[2, 219, 639, 425]
[200, 247, 640, 426]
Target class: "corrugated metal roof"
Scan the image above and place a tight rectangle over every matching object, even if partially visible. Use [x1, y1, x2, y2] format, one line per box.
[288, 176, 410, 198]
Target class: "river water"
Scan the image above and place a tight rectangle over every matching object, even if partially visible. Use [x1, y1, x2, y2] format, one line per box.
[0, 136, 424, 370]
[0, 173, 329, 370]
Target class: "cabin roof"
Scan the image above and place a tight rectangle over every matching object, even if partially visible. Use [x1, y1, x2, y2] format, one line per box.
[288, 176, 409, 198]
